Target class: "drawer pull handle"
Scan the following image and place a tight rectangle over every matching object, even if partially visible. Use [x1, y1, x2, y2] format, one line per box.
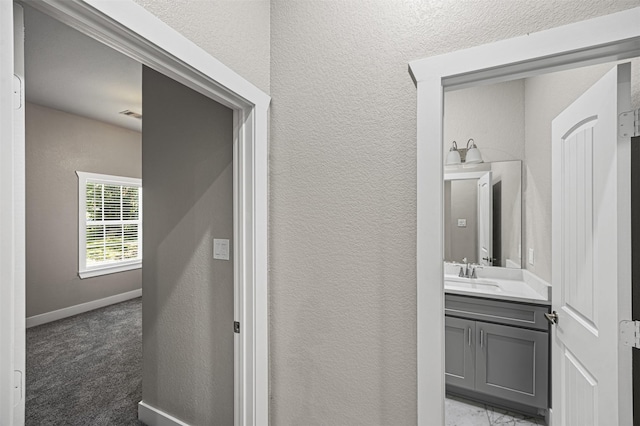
[480, 329, 484, 348]
[468, 327, 471, 346]
[544, 311, 559, 325]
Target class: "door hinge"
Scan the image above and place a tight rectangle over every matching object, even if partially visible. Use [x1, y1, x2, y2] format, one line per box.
[619, 109, 640, 138]
[620, 320, 640, 348]
[13, 370, 23, 405]
[234, 321, 240, 334]
[13, 75, 22, 110]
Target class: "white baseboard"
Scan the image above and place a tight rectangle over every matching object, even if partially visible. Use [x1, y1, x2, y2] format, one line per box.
[26, 288, 142, 328]
[138, 401, 191, 426]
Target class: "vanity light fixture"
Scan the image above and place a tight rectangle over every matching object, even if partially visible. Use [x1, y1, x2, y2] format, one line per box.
[464, 138, 483, 164]
[445, 138, 483, 166]
[446, 141, 462, 165]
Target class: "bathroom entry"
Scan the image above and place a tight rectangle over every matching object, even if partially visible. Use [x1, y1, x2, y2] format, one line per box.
[412, 10, 640, 425]
[441, 60, 636, 424]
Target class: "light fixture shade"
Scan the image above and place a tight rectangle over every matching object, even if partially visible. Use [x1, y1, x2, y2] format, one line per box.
[446, 141, 461, 165]
[465, 139, 483, 164]
[465, 147, 482, 164]
[446, 150, 461, 165]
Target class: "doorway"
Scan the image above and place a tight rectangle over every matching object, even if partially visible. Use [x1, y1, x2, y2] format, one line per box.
[22, 4, 238, 423]
[0, 1, 269, 425]
[410, 8, 640, 426]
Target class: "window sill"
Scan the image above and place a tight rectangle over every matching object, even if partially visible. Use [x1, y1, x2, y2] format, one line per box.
[79, 261, 141, 279]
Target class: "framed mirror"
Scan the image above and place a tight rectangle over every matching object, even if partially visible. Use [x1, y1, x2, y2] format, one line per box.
[444, 160, 522, 268]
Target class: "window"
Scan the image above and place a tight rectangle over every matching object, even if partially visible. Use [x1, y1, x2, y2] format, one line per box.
[77, 172, 142, 278]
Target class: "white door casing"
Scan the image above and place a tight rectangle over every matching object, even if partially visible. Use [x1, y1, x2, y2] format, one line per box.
[551, 64, 632, 425]
[477, 172, 492, 266]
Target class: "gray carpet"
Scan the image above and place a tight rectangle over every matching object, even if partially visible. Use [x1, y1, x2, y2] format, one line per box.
[26, 297, 143, 426]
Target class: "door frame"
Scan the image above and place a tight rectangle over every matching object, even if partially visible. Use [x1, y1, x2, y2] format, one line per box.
[0, 1, 270, 425]
[409, 7, 640, 425]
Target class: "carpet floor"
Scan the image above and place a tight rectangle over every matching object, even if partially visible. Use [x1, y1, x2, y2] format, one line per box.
[26, 297, 143, 426]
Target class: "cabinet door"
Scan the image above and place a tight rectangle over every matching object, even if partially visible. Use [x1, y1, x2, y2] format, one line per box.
[445, 316, 475, 390]
[475, 322, 548, 408]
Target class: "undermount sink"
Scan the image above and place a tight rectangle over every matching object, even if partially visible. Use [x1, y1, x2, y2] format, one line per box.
[444, 276, 502, 292]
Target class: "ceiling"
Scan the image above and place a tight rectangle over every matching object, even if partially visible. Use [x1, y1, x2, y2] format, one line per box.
[24, 5, 142, 132]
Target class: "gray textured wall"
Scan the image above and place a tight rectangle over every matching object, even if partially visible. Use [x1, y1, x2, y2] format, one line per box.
[444, 81, 525, 163]
[141, 67, 234, 425]
[269, 1, 640, 424]
[127, 1, 640, 424]
[132, 0, 270, 94]
[25, 102, 141, 317]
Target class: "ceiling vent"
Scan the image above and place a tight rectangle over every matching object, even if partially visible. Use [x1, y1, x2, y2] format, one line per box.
[119, 109, 142, 119]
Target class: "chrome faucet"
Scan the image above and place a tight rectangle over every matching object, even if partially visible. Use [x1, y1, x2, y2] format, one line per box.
[457, 258, 475, 278]
[458, 258, 469, 277]
[457, 258, 483, 278]
[470, 264, 483, 279]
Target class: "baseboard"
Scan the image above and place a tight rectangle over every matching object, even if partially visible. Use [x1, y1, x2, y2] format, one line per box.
[26, 288, 142, 328]
[138, 401, 190, 426]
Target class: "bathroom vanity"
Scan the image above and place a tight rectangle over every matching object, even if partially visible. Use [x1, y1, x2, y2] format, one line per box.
[444, 293, 550, 413]
[444, 263, 551, 416]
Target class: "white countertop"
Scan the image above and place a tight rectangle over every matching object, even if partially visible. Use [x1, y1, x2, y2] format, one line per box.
[444, 263, 551, 305]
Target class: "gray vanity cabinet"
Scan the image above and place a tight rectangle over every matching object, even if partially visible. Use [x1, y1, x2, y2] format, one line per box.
[445, 294, 550, 411]
[475, 322, 548, 408]
[444, 316, 475, 390]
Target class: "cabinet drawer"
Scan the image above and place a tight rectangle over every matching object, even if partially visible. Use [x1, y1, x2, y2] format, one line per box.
[445, 294, 550, 331]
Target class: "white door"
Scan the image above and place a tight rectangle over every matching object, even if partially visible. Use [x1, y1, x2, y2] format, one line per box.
[551, 64, 632, 425]
[477, 171, 493, 266]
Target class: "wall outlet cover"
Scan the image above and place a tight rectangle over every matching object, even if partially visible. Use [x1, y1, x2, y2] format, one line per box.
[457, 218, 467, 228]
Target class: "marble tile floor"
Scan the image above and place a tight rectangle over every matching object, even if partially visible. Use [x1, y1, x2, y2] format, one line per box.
[445, 395, 545, 426]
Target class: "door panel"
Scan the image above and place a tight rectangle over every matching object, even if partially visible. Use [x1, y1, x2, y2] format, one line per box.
[475, 322, 548, 408]
[142, 67, 235, 425]
[561, 347, 597, 425]
[445, 316, 475, 390]
[551, 63, 632, 425]
[562, 122, 595, 327]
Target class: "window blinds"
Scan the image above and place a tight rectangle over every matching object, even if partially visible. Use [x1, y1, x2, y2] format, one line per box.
[77, 171, 142, 278]
[85, 182, 141, 266]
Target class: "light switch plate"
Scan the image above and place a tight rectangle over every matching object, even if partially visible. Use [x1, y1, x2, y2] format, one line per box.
[528, 248, 534, 265]
[213, 238, 230, 260]
[457, 219, 467, 228]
